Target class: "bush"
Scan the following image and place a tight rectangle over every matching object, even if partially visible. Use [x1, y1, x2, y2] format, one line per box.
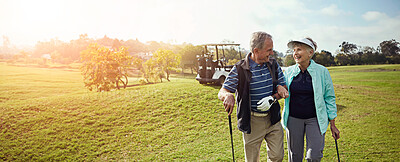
[80, 43, 132, 92]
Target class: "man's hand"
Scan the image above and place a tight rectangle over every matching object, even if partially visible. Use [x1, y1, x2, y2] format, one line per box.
[218, 88, 235, 116]
[257, 96, 274, 111]
[223, 94, 235, 116]
[277, 85, 289, 99]
[330, 119, 340, 139]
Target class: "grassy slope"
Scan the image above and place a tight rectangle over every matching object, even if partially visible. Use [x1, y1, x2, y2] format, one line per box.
[0, 63, 399, 161]
[326, 65, 400, 161]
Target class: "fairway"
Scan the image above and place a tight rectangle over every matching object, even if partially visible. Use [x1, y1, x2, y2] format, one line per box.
[0, 63, 399, 161]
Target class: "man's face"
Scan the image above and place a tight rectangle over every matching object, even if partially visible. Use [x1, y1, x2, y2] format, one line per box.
[254, 39, 274, 64]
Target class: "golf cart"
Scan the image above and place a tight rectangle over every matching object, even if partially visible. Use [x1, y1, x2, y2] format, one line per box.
[195, 43, 242, 85]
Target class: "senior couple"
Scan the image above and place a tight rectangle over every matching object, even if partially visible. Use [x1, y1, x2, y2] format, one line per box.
[218, 31, 340, 162]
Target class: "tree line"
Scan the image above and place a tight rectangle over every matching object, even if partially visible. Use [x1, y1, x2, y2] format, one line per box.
[282, 39, 400, 67]
[1, 34, 399, 91]
[2, 35, 399, 68]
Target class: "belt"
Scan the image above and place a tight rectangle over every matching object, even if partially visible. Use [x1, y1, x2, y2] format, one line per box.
[251, 111, 269, 117]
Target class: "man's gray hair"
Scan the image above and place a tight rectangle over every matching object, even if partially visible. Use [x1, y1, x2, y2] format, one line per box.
[250, 32, 273, 53]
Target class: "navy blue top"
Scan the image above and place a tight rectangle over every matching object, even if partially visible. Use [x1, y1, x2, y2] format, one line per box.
[289, 69, 317, 119]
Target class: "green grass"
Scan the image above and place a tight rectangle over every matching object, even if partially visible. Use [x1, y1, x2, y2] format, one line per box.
[0, 63, 399, 161]
[326, 64, 400, 161]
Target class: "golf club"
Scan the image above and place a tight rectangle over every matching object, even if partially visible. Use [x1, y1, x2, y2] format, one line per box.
[271, 98, 277, 105]
[228, 115, 235, 162]
[335, 139, 340, 162]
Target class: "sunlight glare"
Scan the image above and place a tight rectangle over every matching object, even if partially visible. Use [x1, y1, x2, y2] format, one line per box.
[14, 0, 67, 43]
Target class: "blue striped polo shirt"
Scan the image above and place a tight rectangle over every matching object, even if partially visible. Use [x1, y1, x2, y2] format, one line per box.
[223, 57, 286, 113]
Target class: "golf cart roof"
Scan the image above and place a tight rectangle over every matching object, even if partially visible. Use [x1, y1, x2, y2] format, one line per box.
[202, 43, 240, 46]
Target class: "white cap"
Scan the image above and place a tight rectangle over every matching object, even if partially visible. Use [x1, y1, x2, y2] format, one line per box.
[287, 38, 316, 51]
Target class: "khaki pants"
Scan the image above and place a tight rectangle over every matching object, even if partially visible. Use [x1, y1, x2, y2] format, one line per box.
[243, 113, 284, 162]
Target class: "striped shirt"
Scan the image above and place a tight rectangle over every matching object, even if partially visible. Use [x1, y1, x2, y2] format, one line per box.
[223, 57, 286, 113]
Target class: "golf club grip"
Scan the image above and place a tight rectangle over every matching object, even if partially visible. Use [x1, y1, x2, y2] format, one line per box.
[228, 115, 235, 162]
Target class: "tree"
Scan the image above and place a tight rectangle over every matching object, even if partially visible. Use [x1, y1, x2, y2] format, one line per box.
[274, 56, 284, 67]
[152, 49, 181, 81]
[379, 39, 400, 64]
[274, 50, 284, 57]
[351, 51, 364, 65]
[335, 53, 351, 66]
[67, 34, 93, 61]
[132, 56, 144, 70]
[96, 35, 114, 47]
[361, 51, 385, 65]
[227, 58, 240, 66]
[360, 46, 372, 64]
[147, 41, 162, 52]
[284, 55, 295, 67]
[339, 41, 358, 55]
[179, 44, 203, 74]
[221, 46, 242, 64]
[337, 41, 362, 65]
[362, 46, 376, 53]
[312, 50, 335, 66]
[285, 48, 293, 56]
[122, 38, 147, 54]
[112, 39, 122, 50]
[323, 50, 335, 66]
[50, 50, 61, 63]
[12, 50, 29, 63]
[33, 38, 64, 58]
[273, 50, 284, 66]
[20, 50, 30, 63]
[143, 57, 163, 83]
[80, 43, 132, 92]
[32, 36, 90, 63]
[379, 39, 400, 56]
[313, 52, 325, 66]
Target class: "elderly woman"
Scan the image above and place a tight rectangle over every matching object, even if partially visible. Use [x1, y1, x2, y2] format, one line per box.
[282, 37, 340, 162]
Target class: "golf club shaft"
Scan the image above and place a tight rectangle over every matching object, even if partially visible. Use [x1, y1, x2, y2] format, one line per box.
[228, 115, 235, 162]
[335, 139, 340, 162]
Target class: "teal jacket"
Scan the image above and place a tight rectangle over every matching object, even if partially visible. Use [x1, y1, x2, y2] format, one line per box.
[282, 60, 337, 135]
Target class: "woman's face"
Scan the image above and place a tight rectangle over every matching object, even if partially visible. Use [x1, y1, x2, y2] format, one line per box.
[292, 45, 312, 64]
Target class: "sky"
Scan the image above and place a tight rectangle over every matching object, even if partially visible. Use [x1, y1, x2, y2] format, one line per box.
[1, 0, 399, 54]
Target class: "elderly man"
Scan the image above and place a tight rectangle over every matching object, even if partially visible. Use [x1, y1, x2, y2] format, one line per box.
[218, 31, 288, 162]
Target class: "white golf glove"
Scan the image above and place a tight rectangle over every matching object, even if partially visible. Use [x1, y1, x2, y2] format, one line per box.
[257, 96, 275, 111]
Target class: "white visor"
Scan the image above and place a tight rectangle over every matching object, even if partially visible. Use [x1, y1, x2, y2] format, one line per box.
[287, 38, 316, 51]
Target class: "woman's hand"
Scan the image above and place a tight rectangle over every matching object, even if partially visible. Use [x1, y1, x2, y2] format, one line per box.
[330, 119, 340, 139]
